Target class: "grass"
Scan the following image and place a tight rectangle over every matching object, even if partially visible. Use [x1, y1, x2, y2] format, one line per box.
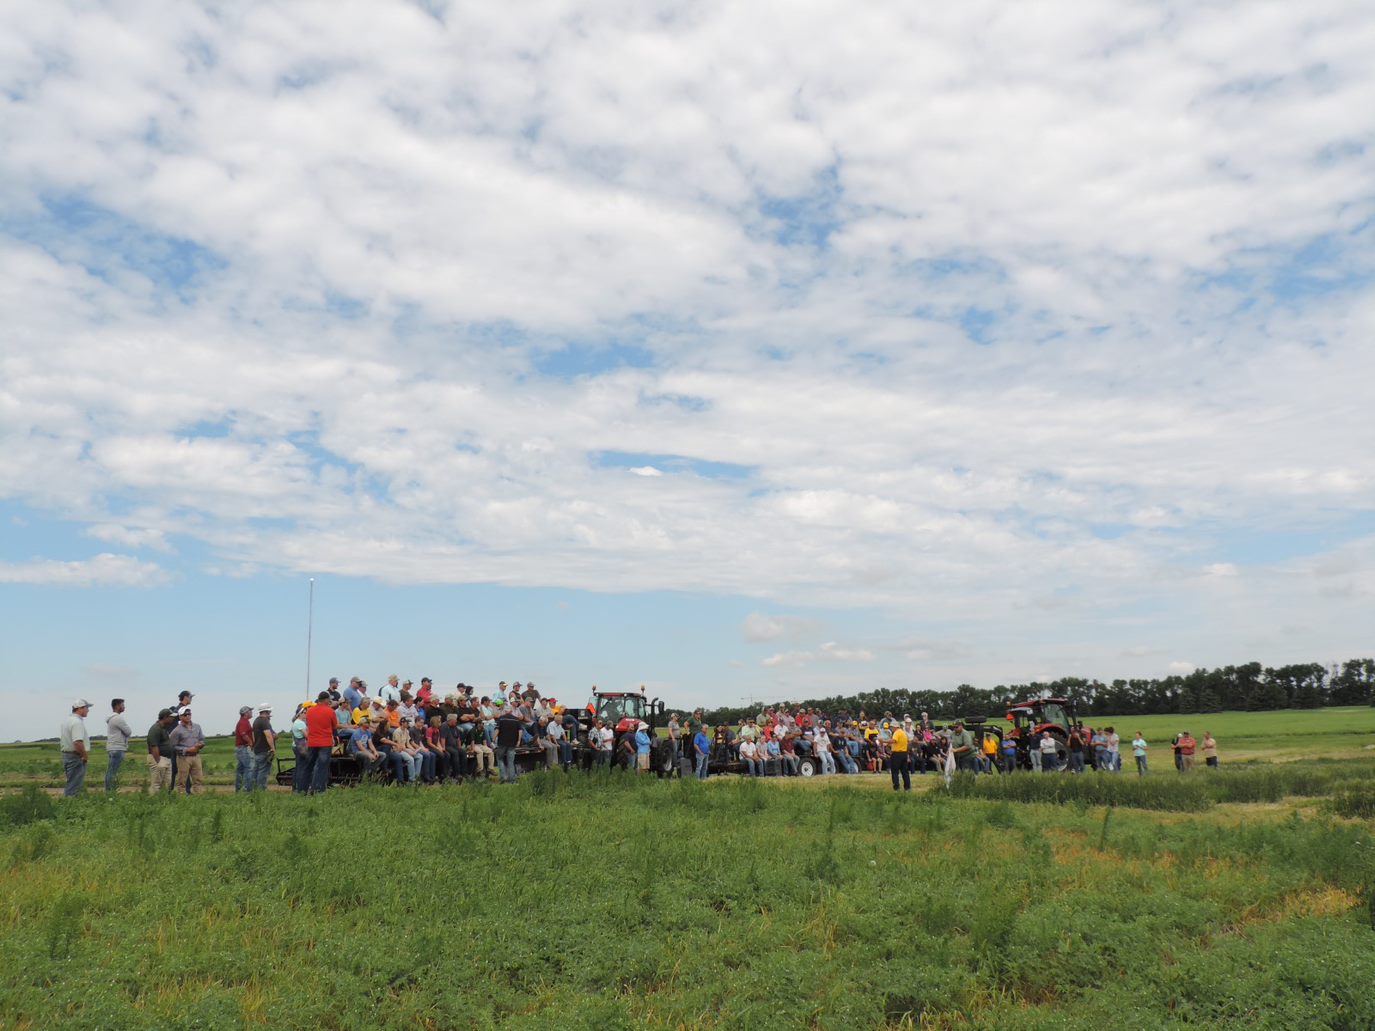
[1, 772, 1374, 1029]
[947, 761, 1374, 811]
[1088, 706, 1375, 762]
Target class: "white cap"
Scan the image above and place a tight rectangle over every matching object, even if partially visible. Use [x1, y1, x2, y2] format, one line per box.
[72, 698, 92, 710]
[257, 702, 273, 712]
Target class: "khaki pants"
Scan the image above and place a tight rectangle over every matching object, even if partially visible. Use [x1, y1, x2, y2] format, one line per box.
[470, 743, 493, 775]
[175, 754, 205, 794]
[147, 755, 172, 794]
[1179, 753, 1195, 772]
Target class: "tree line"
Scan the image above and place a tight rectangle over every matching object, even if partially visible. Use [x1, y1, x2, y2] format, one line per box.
[701, 657, 1375, 726]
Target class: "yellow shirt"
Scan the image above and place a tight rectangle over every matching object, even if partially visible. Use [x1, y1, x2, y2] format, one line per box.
[983, 736, 998, 756]
[891, 728, 909, 753]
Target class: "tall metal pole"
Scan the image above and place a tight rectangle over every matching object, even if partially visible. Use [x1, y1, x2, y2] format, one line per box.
[305, 577, 315, 697]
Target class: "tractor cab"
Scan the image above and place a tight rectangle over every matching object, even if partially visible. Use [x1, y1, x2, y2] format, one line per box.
[589, 688, 665, 734]
[1005, 696, 1078, 763]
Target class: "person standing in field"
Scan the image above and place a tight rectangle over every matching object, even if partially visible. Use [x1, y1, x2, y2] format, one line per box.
[104, 698, 134, 793]
[59, 698, 93, 797]
[1202, 731, 1219, 768]
[1106, 727, 1121, 772]
[693, 725, 711, 780]
[495, 706, 523, 783]
[169, 709, 206, 794]
[1177, 730, 1197, 772]
[233, 705, 255, 792]
[949, 720, 976, 772]
[298, 692, 338, 794]
[146, 709, 175, 794]
[667, 712, 681, 770]
[889, 721, 911, 791]
[1001, 732, 1018, 774]
[1132, 731, 1148, 775]
[1039, 731, 1058, 772]
[1027, 730, 1041, 773]
[250, 703, 275, 791]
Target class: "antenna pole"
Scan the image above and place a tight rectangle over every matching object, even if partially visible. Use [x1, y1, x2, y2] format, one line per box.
[305, 577, 315, 696]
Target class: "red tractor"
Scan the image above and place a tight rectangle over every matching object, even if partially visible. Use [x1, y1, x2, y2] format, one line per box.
[1004, 696, 1079, 769]
[572, 687, 671, 771]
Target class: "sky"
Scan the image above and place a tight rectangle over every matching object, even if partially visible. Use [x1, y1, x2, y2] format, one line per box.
[2, 0, 1373, 738]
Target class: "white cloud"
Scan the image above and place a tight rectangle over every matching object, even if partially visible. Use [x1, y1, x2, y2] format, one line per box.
[1168, 661, 1196, 674]
[0, 0, 1372, 676]
[0, 554, 168, 587]
[762, 640, 875, 668]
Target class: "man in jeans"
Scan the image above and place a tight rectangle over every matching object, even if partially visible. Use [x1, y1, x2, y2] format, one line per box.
[59, 699, 93, 797]
[693, 727, 711, 780]
[299, 692, 338, 794]
[104, 698, 134, 792]
[495, 707, 524, 783]
[250, 703, 276, 790]
[233, 706, 255, 792]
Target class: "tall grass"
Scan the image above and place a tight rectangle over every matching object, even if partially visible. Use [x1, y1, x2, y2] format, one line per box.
[946, 764, 1370, 811]
[0, 779, 1372, 1029]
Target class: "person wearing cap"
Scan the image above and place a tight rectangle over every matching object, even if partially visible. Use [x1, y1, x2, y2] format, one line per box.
[146, 709, 176, 794]
[104, 698, 134, 793]
[341, 677, 362, 713]
[166, 690, 193, 788]
[59, 699, 93, 796]
[326, 677, 342, 704]
[439, 713, 465, 781]
[169, 709, 207, 794]
[379, 675, 401, 704]
[949, 720, 976, 773]
[233, 704, 256, 792]
[348, 716, 384, 780]
[889, 720, 911, 791]
[298, 691, 339, 794]
[250, 703, 276, 791]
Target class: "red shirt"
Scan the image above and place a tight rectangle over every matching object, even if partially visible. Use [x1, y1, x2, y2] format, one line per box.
[305, 704, 338, 748]
[234, 716, 253, 747]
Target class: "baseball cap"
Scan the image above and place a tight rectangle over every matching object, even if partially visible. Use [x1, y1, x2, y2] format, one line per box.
[257, 702, 272, 712]
[239, 706, 253, 716]
[71, 698, 92, 709]
[157, 708, 173, 720]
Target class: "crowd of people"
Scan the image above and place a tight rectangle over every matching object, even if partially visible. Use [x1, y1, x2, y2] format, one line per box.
[54, 684, 1220, 797]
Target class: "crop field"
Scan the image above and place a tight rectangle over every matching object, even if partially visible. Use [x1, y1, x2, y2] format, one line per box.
[3, 760, 1375, 1030]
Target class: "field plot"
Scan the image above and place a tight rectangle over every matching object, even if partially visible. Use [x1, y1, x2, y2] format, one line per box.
[2, 770, 1373, 1030]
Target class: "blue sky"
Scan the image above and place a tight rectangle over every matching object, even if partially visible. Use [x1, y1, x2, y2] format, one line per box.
[2, 0, 1374, 737]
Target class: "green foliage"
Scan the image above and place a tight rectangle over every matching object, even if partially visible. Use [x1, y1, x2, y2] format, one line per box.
[947, 763, 1373, 812]
[1326, 783, 1375, 820]
[0, 783, 55, 825]
[0, 773, 1373, 1028]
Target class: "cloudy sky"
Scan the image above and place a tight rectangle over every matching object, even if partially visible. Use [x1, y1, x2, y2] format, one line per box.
[3, 0, 1373, 735]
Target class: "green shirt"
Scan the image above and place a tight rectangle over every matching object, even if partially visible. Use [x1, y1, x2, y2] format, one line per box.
[147, 722, 173, 761]
[950, 730, 975, 755]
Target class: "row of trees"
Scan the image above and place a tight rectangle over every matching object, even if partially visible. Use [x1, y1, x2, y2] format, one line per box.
[702, 658, 1375, 726]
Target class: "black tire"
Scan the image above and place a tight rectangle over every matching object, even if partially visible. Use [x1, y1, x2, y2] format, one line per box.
[797, 756, 818, 777]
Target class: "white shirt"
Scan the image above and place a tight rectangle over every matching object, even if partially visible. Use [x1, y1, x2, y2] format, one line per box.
[59, 713, 90, 753]
[379, 683, 401, 703]
[1039, 736, 1057, 753]
[739, 740, 758, 760]
[597, 727, 614, 751]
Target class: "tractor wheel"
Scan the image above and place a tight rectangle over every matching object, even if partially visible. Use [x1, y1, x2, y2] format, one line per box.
[797, 756, 818, 778]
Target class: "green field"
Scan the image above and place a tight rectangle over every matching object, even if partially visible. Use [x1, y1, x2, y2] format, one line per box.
[2, 767, 1375, 1029]
[1091, 706, 1375, 762]
[3, 708, 1374, 1029]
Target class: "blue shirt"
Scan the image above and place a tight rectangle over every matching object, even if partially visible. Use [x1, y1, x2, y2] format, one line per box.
[349, 728, 372, 754]
[342, 687, 362, 712]
[635, 730, 651, 755]
[693, 731, 710, 756]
